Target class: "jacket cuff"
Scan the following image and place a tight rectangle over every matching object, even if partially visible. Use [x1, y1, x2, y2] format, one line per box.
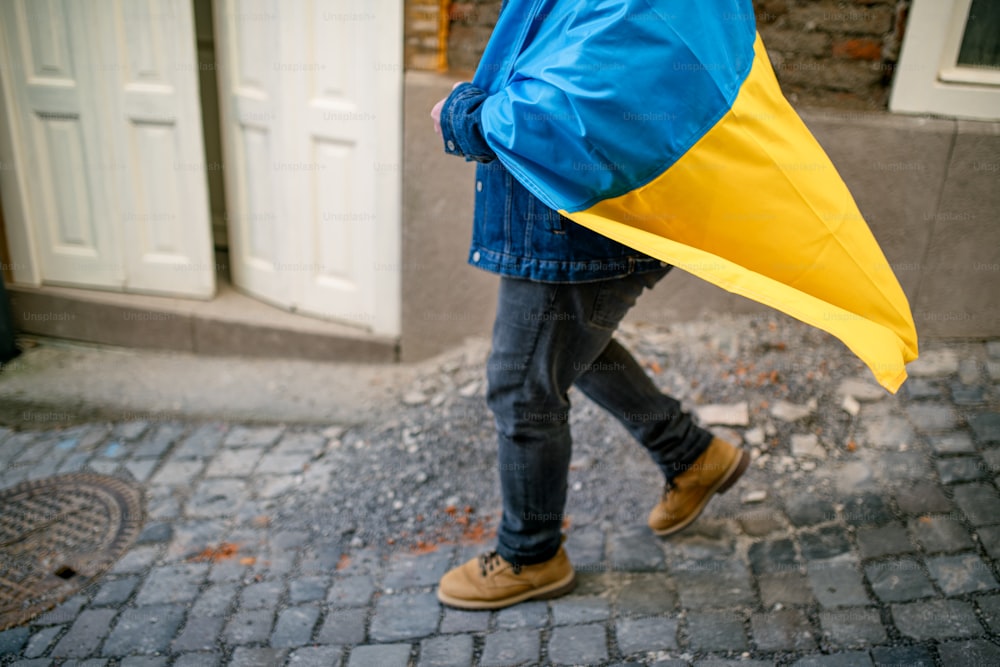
[441, 83, 496, 163]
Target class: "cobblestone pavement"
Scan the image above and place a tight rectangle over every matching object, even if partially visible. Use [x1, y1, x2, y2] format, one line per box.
[1, 315, 999, 666]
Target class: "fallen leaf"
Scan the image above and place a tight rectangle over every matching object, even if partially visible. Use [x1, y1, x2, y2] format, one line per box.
[189, 542, 240, 563]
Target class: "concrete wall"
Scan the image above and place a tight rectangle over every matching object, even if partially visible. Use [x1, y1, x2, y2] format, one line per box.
[399, 71, 1000, 361]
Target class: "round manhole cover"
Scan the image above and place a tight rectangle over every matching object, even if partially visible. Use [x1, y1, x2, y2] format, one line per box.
[0, 473, 145, 630]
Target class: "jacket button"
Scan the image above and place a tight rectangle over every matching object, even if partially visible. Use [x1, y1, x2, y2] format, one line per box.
[477, 180, 483, 192]
[447, 140, 456, 151]
[472, 251, 481, 262]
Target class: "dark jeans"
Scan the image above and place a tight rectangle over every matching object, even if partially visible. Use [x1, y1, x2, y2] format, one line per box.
[487, 269, 713, 565]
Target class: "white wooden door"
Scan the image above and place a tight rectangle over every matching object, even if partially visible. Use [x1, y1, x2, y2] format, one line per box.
[214, 0, 402, 336]
[0, 0, 122, 288]
[100, 0, 217, 297]
[0, 0, 215, 297]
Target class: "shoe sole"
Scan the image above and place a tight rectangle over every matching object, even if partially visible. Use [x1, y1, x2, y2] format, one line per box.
[651, 448, 751, 537]
[436, 570, 577, 611]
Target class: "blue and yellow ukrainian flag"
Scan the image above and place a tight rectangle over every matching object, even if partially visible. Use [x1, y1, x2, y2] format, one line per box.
[471, 0, 918, 392]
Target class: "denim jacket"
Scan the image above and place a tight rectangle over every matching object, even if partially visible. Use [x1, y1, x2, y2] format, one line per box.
[440, 84, 667, 283]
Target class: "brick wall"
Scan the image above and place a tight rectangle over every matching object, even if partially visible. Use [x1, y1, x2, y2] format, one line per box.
[416, 0, 911, 111]
[405, 0, 449, 72]
[754, 0, 910, 109]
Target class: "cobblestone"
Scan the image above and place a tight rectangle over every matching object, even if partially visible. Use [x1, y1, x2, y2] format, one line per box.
[952, 483, 1000, 525]
[419, 634, 474, 667]
[134, 563, 207, 606]
[327, 575, 376, 607]
[347, 644, 410, 667]
[316, 608, 367, 645]
[969, 412, 1000, 445]
[758, 571, 814, 607]
[818, 608, 886, 648]
[783, 491, 830, 526]
[675, 564, 755, 608]
[382, 550, 454, 590]
[240, 580, 283, 610]
[891, 599, 982, 640]
[186, 479, 249, 517]
[51, 609, 117, 658]
[750, 609, 817, 652]
[547, 623, 609, 665]
[171, 615, 225, 653]
[864, 559, 936, 602]
[908, 515, 974, 552]
[495, 600, 548, 629]
[905, 403, 958, 432]
[288, 576, 327, 603]
[925, 552, 1000, 595]
[230, 647, 289, 666]
[976, 593, 1000, 633]
[551, 596, 610, 625]
[929, 431, 976, 454]
[480, 629, 540, 666]
[102, 604, 186, 655]
[190, 583, 238, 617]
[749, 538, 798, 574]
[170, 423, 225, 459]
[90, 576, 140, 607]
[684, 611, 747, 652]
[800, 526, 853, 561]
[908, 349, 959, 377]
[439, 608, 490, 634]
[204, 449, 260, 477]
[855, 523, 915, 559]
[23, 626, 59, 658]
[935, 456, 986, 484]
[936, 639, 1000, 667]
[223, 425, 284, 448]
[870, 645, 934, 667]
[806, 560, 869, 608]
[841, 493, 893, 526]
[615, 616, 679, 655]
[369, 593, 440, 641]
[35, 595, 87, 625]
[608, 526, 666, 571]
[150, 460, 205, 486]
[287, 646, 344, 667]
[3, 329, 999, 665]
[224, 609, 274, 645]
[271, 605, 320, 648]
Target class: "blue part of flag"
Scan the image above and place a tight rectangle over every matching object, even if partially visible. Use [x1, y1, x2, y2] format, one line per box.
[471, 0, 758, 212]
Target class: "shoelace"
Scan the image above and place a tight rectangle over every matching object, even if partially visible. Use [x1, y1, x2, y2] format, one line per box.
[479, 550, 522, 577]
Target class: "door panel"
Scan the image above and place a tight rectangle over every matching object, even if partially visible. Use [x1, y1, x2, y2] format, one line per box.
[4, 0, 123, 287]
[214, 0, 288, 305]
[0, 0, 215, 297]
[215, 0, 401, 334]
[105, 0, 215, 296]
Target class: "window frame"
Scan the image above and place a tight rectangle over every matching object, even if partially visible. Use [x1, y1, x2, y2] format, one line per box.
[890, 0, 1000, 119]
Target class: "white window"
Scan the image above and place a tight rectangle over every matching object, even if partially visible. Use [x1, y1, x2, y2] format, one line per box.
[890, 0, 1000, 119]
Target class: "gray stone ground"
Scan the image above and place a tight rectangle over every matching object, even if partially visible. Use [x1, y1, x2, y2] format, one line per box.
[1, 313, 999, 666]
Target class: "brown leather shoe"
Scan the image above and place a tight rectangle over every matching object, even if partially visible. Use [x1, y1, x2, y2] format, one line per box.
[437, 546, 576, 610]
[648, 437, 750, 536]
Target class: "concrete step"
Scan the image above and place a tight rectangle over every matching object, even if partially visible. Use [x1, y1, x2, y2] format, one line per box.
[6, 282, 397, 363]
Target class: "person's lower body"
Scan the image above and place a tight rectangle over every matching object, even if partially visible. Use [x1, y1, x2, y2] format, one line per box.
[437, 269, 749, 609]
